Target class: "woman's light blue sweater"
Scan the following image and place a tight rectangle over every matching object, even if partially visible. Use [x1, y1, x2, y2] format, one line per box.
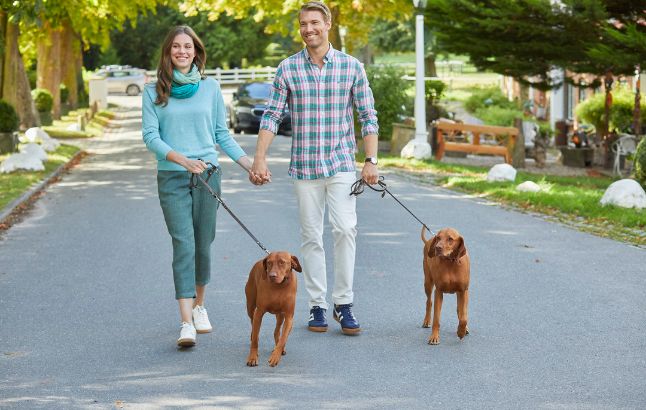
[142, 77, 246, 171]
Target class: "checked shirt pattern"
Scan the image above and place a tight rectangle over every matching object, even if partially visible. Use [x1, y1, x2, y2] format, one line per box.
[260, 46, 379, 180]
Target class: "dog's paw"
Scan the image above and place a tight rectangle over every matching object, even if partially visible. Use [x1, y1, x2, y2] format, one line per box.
[457, 322, 468, 339]
[282, 350, 286, 356]
[268, 350, 283, 367]
[246, 354, 259, 367]
[422, 321, 431, 328]
[428, 335, 440, 345]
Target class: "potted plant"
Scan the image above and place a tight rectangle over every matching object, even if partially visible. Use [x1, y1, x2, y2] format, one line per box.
[0, 99, 20, 154]
[31, 88, 54, 126]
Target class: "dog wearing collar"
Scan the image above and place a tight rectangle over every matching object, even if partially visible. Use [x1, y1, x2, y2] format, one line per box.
[245, 251, 302, 367]
[421, 227, 471, 345]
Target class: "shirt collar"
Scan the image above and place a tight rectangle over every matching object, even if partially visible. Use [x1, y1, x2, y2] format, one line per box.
[303, 43, 336, 64]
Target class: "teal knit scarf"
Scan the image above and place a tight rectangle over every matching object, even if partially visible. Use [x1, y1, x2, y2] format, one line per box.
[170, 64, 201, 99]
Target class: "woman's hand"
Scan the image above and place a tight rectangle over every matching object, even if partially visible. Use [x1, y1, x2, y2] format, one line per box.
[182, 158, 209, 174]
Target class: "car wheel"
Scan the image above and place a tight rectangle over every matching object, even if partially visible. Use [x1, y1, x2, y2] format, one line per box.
[126, 85, 140, 96]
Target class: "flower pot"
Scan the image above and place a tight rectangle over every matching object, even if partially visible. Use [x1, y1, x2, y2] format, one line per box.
[0, 131, 19, 154]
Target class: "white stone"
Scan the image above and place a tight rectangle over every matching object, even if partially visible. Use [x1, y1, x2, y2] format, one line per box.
[487, 163, 517, 182]
[66, 123, 81, 131]
[40, 137, 60, 152]
[600, 179, 646, 209]
[19, 143, 48, 161]
[0, 152, 45, 173]
[401, 139, 432, 159]
[516, 181, 541, 192]
[24, 127, 50, 143]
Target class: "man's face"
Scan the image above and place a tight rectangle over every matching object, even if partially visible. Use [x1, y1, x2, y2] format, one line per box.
[299, 10, 331, 49]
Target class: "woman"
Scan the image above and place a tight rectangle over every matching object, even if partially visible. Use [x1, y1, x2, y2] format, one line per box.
[142, 26, 255, 347]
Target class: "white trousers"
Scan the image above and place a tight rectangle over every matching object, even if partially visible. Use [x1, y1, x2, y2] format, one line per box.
[293, 171, 357, 310]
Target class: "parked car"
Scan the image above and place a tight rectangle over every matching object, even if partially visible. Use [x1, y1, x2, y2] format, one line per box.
[228, 82, 291, 135]
[96, 65, 147, 96]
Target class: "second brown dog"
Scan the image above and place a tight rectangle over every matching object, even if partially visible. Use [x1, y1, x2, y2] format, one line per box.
[245, 251, 302, 367]
[421, 227, 471, 345]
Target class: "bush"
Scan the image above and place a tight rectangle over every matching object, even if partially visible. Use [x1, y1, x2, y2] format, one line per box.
[366, 65, 411, 141]
[575, 86, 646, 133]
[31, 88, 53, 112]
[634, 137, 646, 187]
[464, 86, 516, 113]
[0, 99, 20, 132]
[474, 106, 523, 127]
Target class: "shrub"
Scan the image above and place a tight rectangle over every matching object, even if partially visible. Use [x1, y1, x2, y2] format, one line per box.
[634, 137, 646, 187]
[31, 88, 53, 112]
[366, 65, 411, 141]
[0, 99, 20, 133]
[464, 86, 516, 113]
[474, 106, 523, 127]
[60, 84, 69, 104]
[575, 86, 646, 133]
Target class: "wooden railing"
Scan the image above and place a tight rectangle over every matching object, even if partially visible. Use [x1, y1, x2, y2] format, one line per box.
[434, 122, 519, 164]
[145, 67, 277, 85]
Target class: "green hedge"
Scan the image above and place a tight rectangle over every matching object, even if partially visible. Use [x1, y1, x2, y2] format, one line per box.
[575, 86, 646, 133]
[0, 99, 19, 132]
[366, 65, 411, 141]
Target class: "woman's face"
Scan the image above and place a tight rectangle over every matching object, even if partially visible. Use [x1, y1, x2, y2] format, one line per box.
[170, 33, 195, 73]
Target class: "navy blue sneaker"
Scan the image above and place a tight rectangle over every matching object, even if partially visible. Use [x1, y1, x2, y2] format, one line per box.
[333, 303, 361, 335]
[308, 306, 328, 332]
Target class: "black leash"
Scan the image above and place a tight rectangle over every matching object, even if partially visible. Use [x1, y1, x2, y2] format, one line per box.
[190, 162, 270, 255]
[350, 176, 434, 236]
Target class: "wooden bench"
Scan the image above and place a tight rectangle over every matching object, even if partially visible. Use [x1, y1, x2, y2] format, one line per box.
[434, 122, 519, 164]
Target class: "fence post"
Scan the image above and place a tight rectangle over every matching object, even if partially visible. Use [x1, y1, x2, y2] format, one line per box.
[513, 117, 526, 168]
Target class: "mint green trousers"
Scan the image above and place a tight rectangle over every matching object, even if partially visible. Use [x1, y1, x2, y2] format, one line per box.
[157, 169, 221, 299]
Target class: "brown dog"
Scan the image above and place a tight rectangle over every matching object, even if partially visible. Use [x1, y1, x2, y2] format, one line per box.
[421, 227, 470, 345]
[245, 251, 302, 367]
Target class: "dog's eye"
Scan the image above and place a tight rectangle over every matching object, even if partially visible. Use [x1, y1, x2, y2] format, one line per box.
[448, 238, 454, 242]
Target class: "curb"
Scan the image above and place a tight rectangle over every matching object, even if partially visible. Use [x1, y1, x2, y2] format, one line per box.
[0, 149, 86, 226]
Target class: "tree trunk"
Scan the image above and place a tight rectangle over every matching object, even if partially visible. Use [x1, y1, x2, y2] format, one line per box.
[0, 11, 6, 92]
[329, 6, 342, 51]
[60, 20, 80, 108]
[425, 53, 437, 78]
[634, 65, 641, 136]
[37, 22, 62, 119]
[2, 17, 39, 129]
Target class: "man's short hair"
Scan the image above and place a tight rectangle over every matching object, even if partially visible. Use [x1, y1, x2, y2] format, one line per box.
[300, 1, 332, 24]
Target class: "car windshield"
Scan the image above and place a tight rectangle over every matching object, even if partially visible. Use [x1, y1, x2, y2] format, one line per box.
[240, 83, 271, 99]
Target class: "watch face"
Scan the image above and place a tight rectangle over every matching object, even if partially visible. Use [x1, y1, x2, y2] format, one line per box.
[365, 157, 377, 165]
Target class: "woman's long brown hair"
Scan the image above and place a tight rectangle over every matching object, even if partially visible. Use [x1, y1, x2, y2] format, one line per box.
[155, 26, 207, 106]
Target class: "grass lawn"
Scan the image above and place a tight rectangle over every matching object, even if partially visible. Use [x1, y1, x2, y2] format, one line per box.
[0, 144, 81, 210]
[358, 154, 646, 246]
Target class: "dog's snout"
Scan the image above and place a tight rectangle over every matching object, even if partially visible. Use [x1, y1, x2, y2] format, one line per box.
[268, 271, 278, 278]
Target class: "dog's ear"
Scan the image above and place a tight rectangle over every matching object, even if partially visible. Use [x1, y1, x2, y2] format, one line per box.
[427, 235, 439, 258]
[291, 255, 302, 273]
[451, 236, 467, 261]
[261, 256, 269, 280]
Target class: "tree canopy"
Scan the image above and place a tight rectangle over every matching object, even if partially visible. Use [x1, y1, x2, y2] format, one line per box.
[426, 0, 646, 89]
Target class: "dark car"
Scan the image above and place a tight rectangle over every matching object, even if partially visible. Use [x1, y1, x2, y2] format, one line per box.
[228, 82, 291, 135]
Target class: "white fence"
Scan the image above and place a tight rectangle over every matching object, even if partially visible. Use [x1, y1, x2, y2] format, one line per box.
[146, 67, 277, 85]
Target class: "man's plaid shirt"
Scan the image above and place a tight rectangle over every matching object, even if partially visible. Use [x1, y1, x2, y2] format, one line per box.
[259, 46, 379, 180]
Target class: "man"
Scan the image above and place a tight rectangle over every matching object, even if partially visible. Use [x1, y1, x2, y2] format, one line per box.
[251, 1, 379, 335]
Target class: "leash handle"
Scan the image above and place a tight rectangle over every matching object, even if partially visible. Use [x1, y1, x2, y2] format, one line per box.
[193, 164, 270, 255]
[350, 177, 433, 235]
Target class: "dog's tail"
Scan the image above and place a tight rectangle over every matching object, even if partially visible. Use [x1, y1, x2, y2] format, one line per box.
[421, 225, 432, 243]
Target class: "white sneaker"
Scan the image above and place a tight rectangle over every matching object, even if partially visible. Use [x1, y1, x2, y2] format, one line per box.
[177, 322, 196, 347]
[192, 305, 213, 334]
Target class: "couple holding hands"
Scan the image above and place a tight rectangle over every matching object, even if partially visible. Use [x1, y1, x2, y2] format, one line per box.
[142, 1, 380, 347]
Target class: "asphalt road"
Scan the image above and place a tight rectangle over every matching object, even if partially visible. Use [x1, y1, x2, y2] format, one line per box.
[1, 97, 645, 409]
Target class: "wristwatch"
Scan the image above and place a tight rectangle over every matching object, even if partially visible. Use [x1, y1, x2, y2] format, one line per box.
[365, 157, 378, 166]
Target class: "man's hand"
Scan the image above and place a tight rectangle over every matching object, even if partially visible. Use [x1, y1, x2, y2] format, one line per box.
[251, 157, 272, 185]
[361, 162, 379, 185]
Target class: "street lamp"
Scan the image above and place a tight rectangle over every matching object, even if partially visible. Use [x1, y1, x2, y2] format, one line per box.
[401, 0, 432, 160]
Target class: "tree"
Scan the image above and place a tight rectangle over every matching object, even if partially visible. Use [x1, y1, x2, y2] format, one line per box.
[109, 5, 275, 70]
[180, 0, 414, 63]
[0, 5, 39, 128]
[425, 0, 646, 90]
